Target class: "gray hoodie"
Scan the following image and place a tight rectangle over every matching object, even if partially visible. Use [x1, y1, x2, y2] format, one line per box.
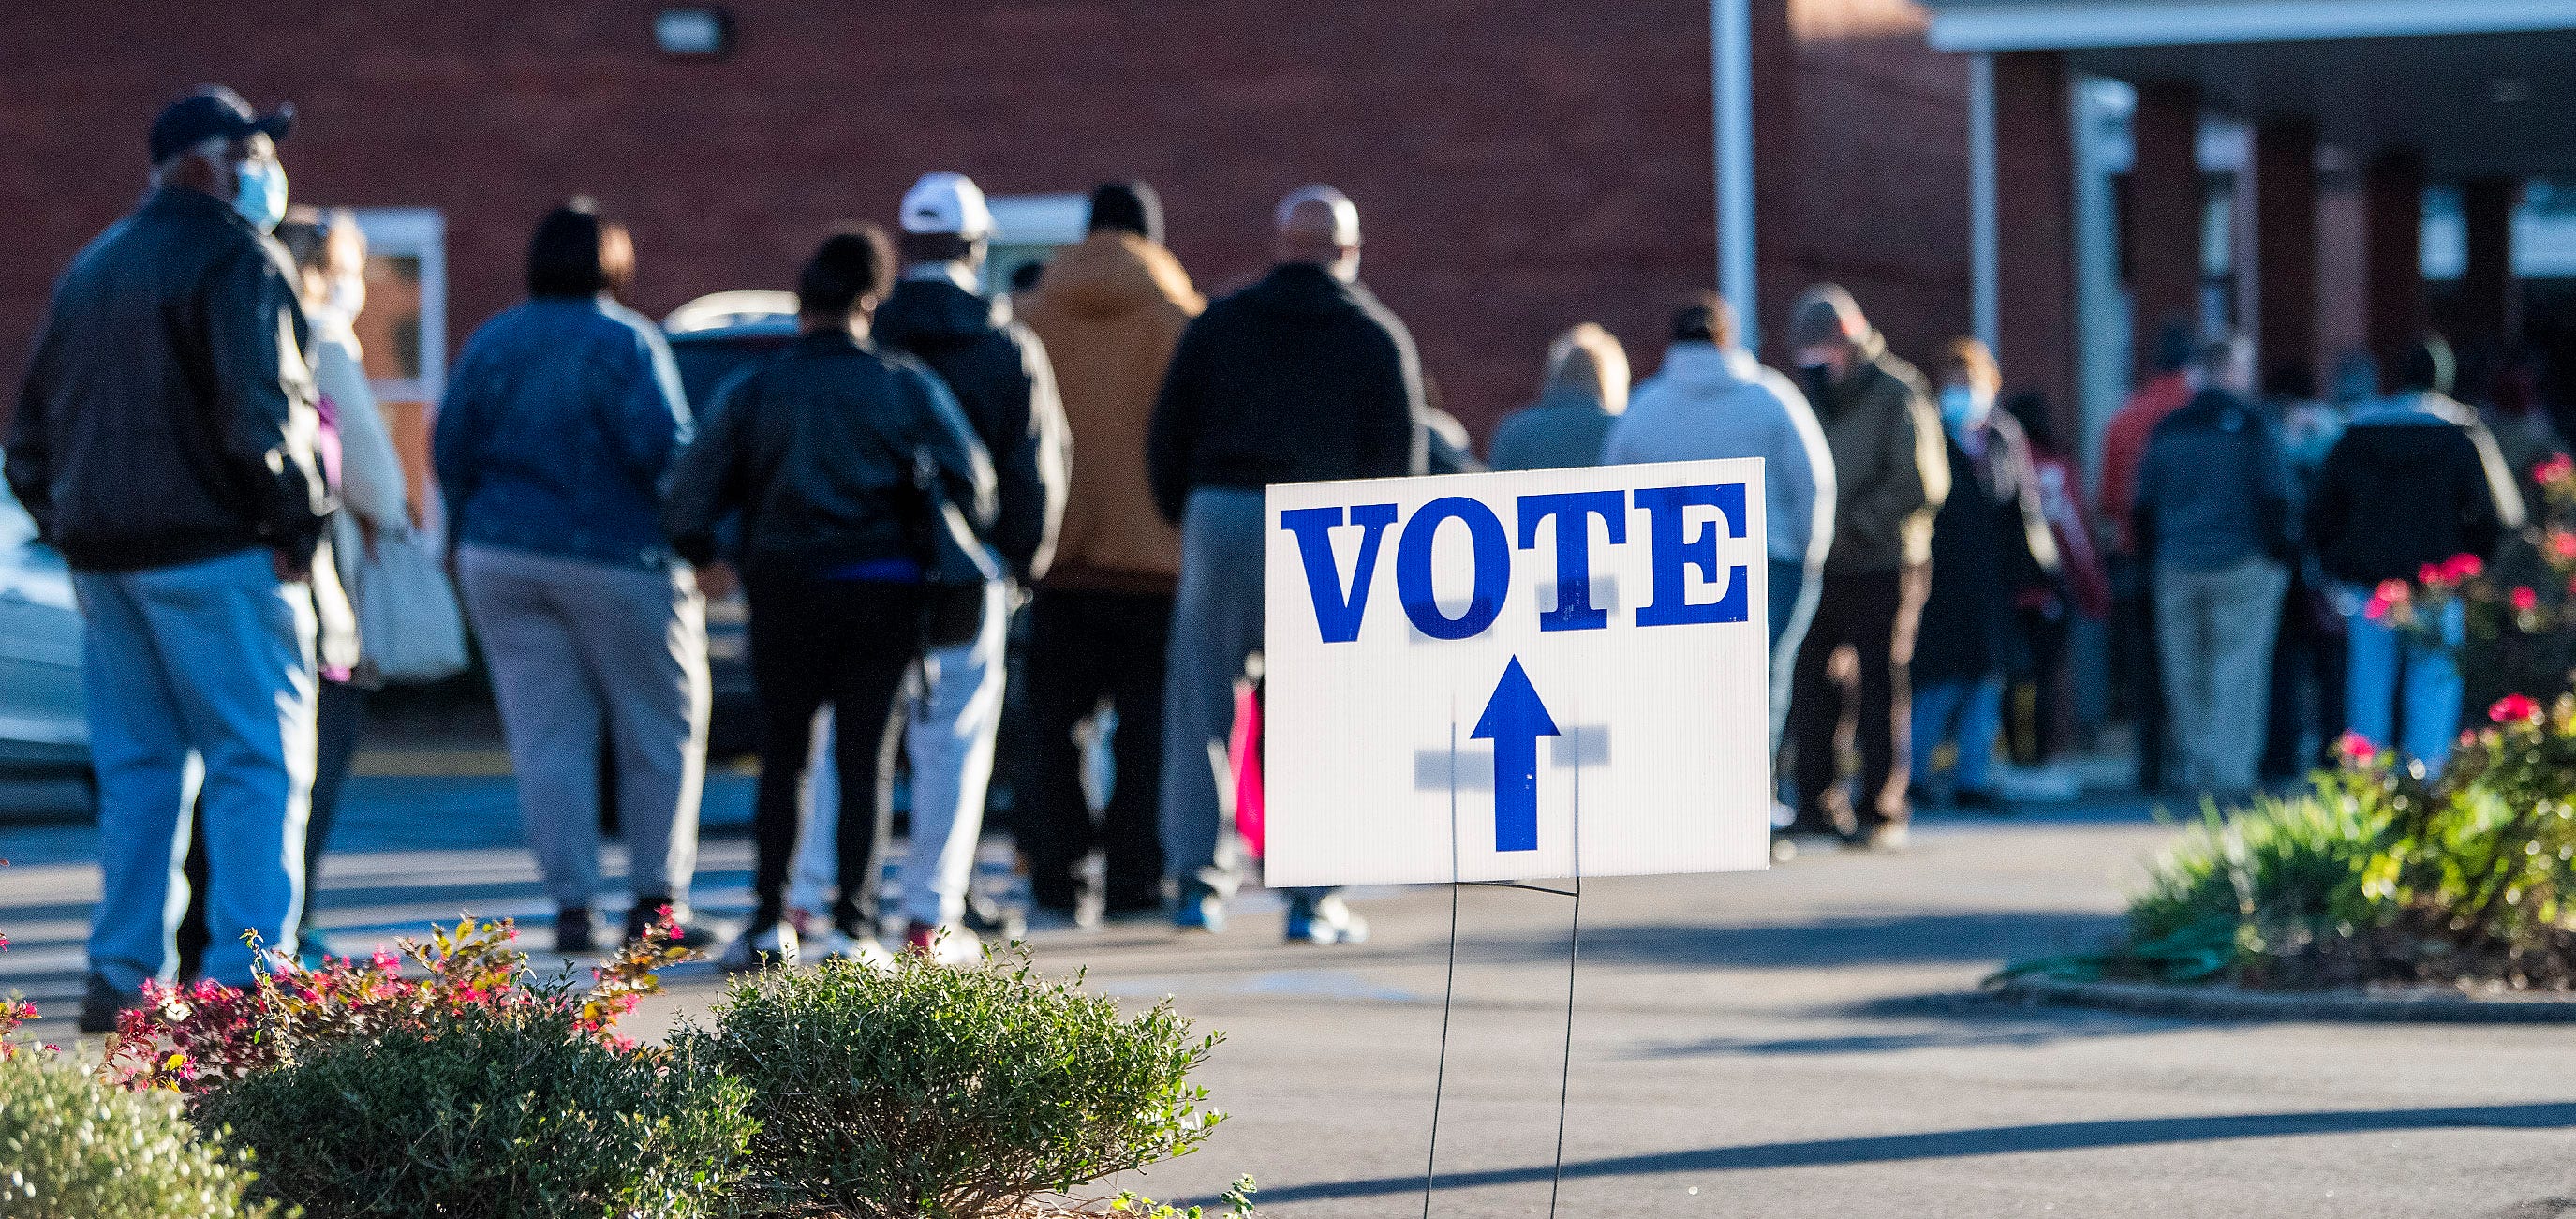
[1602, 343, 1835, 569]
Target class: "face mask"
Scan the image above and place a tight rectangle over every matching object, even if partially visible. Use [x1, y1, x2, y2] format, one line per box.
[231, 157, 288, 233]
[1939, 386, 1988, 432]
[1798, 363, 1835, 404]
[324, 272, 365, 324]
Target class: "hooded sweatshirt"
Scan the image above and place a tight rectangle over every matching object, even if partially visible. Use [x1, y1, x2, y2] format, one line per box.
[1808, 334, 1947, 573]
[1602, 343, 1835, 570]
[1017, 231, 1205, 591]
[1146, 262, 1427, 521]
[2309, 392, 2523, 587]
[874, 274, 1070, 585]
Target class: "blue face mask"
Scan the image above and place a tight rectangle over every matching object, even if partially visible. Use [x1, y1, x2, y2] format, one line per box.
[231, 157, 288, 233]
[1939, 386, 1987, 433]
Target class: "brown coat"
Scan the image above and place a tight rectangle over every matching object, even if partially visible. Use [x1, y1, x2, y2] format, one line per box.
[1018, 231, 1204, 590]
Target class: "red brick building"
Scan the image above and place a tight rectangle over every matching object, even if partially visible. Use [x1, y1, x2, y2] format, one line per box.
[1, 0, 1993, 448]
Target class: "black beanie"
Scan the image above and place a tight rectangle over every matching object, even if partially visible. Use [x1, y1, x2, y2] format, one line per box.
[797, 226, 894, 316]
[1088, 181, 1163, 244]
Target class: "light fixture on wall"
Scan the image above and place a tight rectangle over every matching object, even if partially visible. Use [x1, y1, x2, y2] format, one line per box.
[653, 7, 733, 58]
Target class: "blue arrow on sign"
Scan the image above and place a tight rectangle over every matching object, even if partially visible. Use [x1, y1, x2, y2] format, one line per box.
[1471, 657, 1562, 853]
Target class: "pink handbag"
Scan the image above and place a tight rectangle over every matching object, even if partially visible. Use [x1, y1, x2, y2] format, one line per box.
[1231, 677, 1266, 859]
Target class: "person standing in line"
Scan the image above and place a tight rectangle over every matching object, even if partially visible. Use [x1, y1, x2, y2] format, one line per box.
[869, 171, 1070, 959]
[1602, 294, 1833, 762]
[2000, 391, 2108, 770]
[1781, 285, 1947, 850]
[1909, 339, 2059, 810]
[665, 229, 998, 970]
[7, 88, 327, 1030]
[1147, 185, 1426, 940]
[2259, 360, 2346, 782]
[1488, 323, 1629, 471]
[435, 201, 718, 954]
[2132, 335, 2295, 800]
[2309, 336, 2522, 773]
[2096, 321, 2197, 792]
[1012, 182, 1204, 926]
[275, 207, 411, 959]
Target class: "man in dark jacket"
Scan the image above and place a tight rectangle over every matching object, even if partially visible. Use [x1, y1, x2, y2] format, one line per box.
[1147, 184, 1427, 941]
[868, 171, 1070, 959]
[664, 227, 996, 972]
[2133, 335, 2294, 798]
[6, 88, 328, 1030]
[1781, 285, 1949, 850]
[2309, 335, 2523, 772]
[1014, 182, 1205, 925]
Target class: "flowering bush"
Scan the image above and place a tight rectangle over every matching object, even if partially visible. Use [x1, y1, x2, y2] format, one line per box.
[2015, 697, 2576, 990]
[111, 914, 688, 1093]
[681, 951, 1225, 1219]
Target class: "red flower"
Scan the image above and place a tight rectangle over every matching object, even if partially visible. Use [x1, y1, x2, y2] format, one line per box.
[2538, 453, 2575, 484]
[2491, 693, 2541, 724]
[2420, 562, 2447, 586]
[2513, 586, 2539, 614]
[2335, 731, 2377, 765]
[2553, 531, 2576, 562]
[2443, 553, 2484, 583]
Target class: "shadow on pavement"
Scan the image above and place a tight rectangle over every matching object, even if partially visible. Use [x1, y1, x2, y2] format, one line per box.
[1248, 1103, 2576, 1203]
[1461, 911, 2122, 971]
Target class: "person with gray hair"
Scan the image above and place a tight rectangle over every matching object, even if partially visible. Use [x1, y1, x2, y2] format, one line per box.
[2131, 334, 2295, 798]
[1488, 322, 1630, 471]
[1146, 184, 1427, 942]
[7, 86, 329, 1031]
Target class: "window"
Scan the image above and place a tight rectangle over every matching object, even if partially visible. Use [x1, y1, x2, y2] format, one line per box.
[348, 208, 448, 537]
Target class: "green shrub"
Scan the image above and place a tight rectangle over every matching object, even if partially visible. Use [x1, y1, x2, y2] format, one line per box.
[2124, 793, 2390, 966]
[0, 1054, 273, 1219]
[682, 953, 1223, 1218]
[194, 1002, 754, 1219]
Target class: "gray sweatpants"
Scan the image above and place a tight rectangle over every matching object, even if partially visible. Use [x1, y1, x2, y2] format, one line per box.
[458, 545, 710, 909]
[1158, 487, 1265, 897]
[2153, 556, 2288, 797]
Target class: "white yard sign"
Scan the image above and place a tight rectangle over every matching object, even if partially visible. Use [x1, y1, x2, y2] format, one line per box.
[1262, 459, 1774, 888]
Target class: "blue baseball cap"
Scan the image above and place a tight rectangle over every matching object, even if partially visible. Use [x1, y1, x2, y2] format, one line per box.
[148, 86, 293, 166]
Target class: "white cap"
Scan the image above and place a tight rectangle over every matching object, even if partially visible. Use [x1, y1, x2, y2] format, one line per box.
[1275, 184, 1360, 246]
[900, 171, 994, 240]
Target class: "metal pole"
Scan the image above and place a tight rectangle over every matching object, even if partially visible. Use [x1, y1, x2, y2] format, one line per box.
[1970, 51, 2001, 355]
[1715, 0, 1757, 349]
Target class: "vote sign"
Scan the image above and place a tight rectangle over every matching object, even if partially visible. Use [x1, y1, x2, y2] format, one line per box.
[1262, 458, 1774, 888]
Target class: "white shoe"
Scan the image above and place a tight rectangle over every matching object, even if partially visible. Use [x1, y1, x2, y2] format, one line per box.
[816, 929, 896, 969]
[720, 922, 800, 973]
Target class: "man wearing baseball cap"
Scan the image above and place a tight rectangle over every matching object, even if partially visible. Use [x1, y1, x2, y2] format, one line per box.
[7, 85, 328, 1030]
[814, 171, 1066, 961]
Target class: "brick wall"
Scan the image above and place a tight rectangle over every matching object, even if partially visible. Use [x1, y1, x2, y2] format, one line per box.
[0, 0, 1992, 445]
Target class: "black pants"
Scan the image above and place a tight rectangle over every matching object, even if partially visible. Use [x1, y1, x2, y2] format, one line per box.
[2109, 556, 2167, 790]
[1015, 587, 1173, 913]
[745, 573, 923, 934]
[2263, 571, 2347, 780]
[1789, 565, 1927, 831]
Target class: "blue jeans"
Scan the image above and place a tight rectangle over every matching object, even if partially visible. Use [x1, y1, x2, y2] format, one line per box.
[75, 548, 316, 990]
[2342, 587, 2465, 772]
[1912, 677, 2005, 796]
[1769, 558, 1821, 757]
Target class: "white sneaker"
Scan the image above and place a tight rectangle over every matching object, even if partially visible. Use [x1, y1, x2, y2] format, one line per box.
[903, 921, 984, 967]
[815, 929, 896, 969]
[720, 922, 800, 973]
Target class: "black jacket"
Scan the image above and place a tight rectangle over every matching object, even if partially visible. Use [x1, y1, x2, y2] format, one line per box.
[660, 330, 996, 579]
[1915, 413, 2060, 685]
[1147, 263, 1428, 522]
[873, 275, 1068, 585]
[7, 186, 329, 572]
[2310, 398, 2510, 586]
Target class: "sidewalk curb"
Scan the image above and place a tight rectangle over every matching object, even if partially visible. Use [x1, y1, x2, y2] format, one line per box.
[1991, 975, 2576, 1023]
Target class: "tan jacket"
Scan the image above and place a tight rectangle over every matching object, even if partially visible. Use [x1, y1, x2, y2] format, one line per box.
[1018, 231, 1205, 590]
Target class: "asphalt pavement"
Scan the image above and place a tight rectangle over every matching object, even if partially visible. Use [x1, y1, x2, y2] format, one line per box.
[4, 766, 2573, 1217]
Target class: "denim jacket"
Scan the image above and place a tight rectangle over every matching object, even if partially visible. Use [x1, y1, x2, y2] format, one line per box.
[434, 296, 692, 570]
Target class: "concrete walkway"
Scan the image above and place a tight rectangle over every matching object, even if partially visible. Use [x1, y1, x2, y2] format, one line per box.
[5, 779, 2573, 1217]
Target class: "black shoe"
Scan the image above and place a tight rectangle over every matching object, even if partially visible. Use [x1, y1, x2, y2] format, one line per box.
[80, 972, 141, 1034]
[555, 906, 597, 954]
[623, 899, 724, 952]
[960, 890, 1027, 943]
[1952, 788, 2006, 812]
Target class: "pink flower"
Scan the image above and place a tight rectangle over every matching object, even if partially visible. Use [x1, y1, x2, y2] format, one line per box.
[2443, 553, 2485, 583]
[2512, 586, 2539, 614]
[2335, 731, 2377, 765]
[2553, 532, 2576, 562]
[2421, 562, 2447, 587]
[2491, 693, 2541, 724]
[2538, 453, 2575, 484]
